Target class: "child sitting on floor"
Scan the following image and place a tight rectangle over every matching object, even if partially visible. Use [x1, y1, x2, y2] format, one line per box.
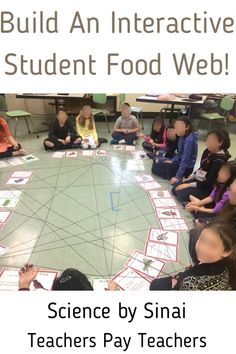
[44, 109, 81, 150]
[76, 105, 99, 149]
[185, 161, 236, 219]
[0, 117, 25, 158]
[150, 222, 236, 290]
[173, 129, 231, 202]
[145, 123, 178, 160]
[152, 117, 198, 184]
[140, 117, 167, 152]
[111, 103, 140, 145]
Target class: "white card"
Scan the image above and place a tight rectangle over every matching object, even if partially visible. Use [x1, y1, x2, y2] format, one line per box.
[6, 158, 24, 166]
[51, 151, 65, 158]
[112, 268, 150, 291]
[96, 150, 107, 156]
[65, 151, 78, 158]
[0, 211, 11, 223]
[81, 150, 94, 156]
[0, 190, 22, 199]
[160, 218, 189, 231]
[140, 181, 161, 190]
[7, 177, 30, 185]
[126, 251, 164, 279]
[22, 155, 39, 162]
[0, 198, 19, 208]
[125, 145, 136, 151]
[0, 269, 58, 291]
[153, 198, 177, 208]
[145, 240, 178, 262]
[131, 151, 147, 160]
[126, 160, 144, 171]
[149, 190, 172, 199]
[148, 228, 178, 246]
[0, 244, 9, 256]
[92, 278, 109, 291]
[0, 160, 8, 168]
[11, 171, 32, 178]
[112, 145, 124, 151]
[135, 175, 154, 183]
[155, 208, 182, 219]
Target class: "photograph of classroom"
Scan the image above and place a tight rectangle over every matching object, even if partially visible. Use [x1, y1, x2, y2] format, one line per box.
[0, 93, 236, 291]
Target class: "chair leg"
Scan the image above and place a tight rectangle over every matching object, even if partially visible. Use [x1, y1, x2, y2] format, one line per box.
[13, 117, 18, 137]
[24, 117, 31, 134]
[28, 116, 39, 138]
[103, 113, 110, 133]
[140, 112, 144, 130]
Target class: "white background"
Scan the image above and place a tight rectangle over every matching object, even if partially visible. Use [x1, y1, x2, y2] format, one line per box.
[0, 291, 235, 353]
[0, 2, 236, 353]
[0, 0, 236, 92]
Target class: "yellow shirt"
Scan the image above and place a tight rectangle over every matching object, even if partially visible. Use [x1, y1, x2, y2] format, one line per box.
[76, 117, 98, 142]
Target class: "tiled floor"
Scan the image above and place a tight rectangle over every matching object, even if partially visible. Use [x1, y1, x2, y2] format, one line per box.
[0, 119, 236, 282]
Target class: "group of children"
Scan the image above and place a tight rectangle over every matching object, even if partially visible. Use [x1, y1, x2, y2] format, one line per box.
[1, 102, 236, 291]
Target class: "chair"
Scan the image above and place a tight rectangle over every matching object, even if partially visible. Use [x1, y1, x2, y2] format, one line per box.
[119, 94, 144, 129]
[0, 95, 39, 138]
[92, 94, 110, 132]
[200, 95, 234, 130]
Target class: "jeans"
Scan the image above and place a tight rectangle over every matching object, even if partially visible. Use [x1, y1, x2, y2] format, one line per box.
[152, 160, 193, 180]
[111, 132, 137, 145]
[172, 179, 212, 203]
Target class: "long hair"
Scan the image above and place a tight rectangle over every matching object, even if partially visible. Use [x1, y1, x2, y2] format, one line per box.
[202, 222, 236, 289]
[175, 116, 195, 136]
[77, 105, 94, 130]
[214, 161, 236, 203]
[206, 128, 231, 154]
[150, 117, 165, 143]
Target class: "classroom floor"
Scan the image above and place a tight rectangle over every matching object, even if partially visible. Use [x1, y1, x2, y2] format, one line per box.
[0, 119, 236, 282]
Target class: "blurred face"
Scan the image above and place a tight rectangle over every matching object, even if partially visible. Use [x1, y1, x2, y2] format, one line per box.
[82, 106, 92, 119]
[206, 133, 222, 153]
[167, 128, 176, 141]
[121, 105, 131, 119]
[174, 120, 189, 136]
[196, 228, 231, 263]
[229, 179, 236, 205]
[217, 165, 231, 184]
[57, 111, 68, 125]
[153, 121, 162, 132]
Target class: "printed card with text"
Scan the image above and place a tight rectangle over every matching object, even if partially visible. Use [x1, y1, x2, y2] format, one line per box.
[147, 227, 178, 246]
[135, 175, 154, 183]
[155, 207, 182, 219]
[81, 150, 94, 157]
[0, 211, 12, 224]
[112, 268, 151, 291]
[51, 151, 65, 158]
[112, 145, 124, 151]
[144, 240, 178, 262]
[65, 151, 78, 158]
[152, 198, 178, 208]
[0, 269, 59, 291]
[96, 150, 107, 157]
[140, 181, 162, 190]
[149, 190, 172, 199]
[126, 250, 165, 279]
[160, 218, 189, 231]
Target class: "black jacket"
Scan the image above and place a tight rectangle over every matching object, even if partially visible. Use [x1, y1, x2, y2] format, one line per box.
[195, 148, 230, 190]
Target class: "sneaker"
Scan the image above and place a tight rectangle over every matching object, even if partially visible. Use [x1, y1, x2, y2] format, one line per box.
[118, 139, 126, 144]
[110, 139, 118, 145]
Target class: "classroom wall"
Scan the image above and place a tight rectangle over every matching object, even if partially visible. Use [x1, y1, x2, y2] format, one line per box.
[3, 94, 166, 136]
